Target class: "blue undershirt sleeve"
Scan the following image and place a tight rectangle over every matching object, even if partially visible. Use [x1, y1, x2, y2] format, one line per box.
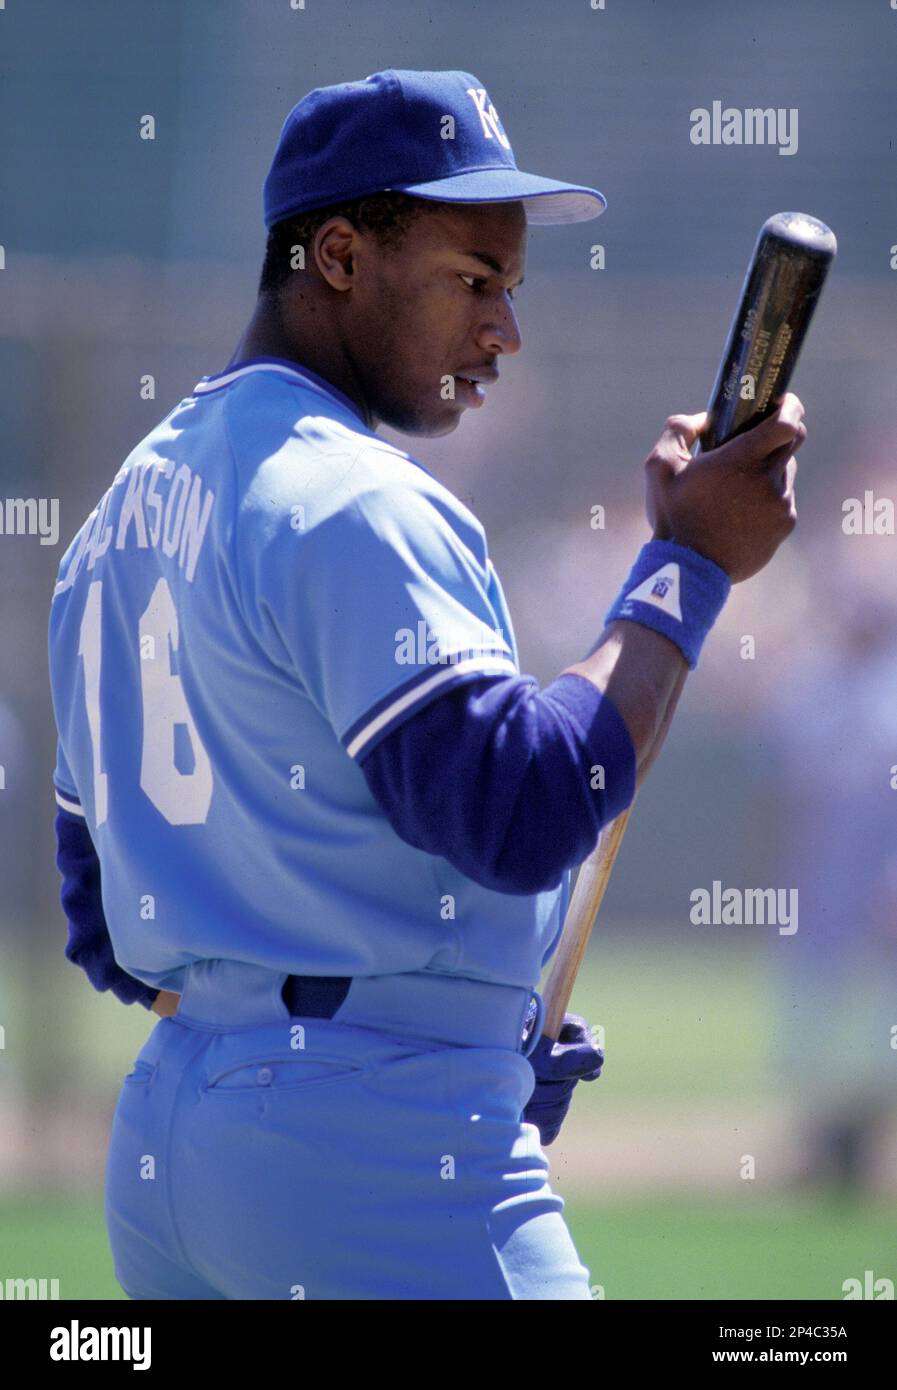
[358, 671, 636, 896]
[55, 810, 159, 1008]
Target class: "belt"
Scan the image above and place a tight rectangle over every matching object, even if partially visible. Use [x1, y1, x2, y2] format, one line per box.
[175, 960, 544, 1055]
[282, 973, 352, 1017]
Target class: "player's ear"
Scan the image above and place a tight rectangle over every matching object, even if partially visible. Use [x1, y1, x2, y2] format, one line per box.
[313, 216, 357, 292]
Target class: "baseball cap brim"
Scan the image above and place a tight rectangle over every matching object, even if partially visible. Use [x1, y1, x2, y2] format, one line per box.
[390, 168, 606, 225]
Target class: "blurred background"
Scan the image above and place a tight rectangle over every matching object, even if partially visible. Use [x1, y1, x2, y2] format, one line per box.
[1, 0, 895, 1299]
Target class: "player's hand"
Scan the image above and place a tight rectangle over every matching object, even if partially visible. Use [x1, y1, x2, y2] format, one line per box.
[150, 989, 181, 1018]
[522, 1012, 604, 1147]
[645, 393, 806, 583]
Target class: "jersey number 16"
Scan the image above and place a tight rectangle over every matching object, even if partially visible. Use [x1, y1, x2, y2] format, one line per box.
[78, 576, 213, 827]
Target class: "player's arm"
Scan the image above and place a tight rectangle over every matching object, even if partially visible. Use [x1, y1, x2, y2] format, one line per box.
[564, 620, 687, 790]
[359, 401, 804, 895]
[359, 667, 635, 895]
[563, 400, 804, 780]
[54, 806, 162, 1011]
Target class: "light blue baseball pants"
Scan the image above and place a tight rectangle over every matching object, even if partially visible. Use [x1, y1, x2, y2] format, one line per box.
[104, 961, 593, 1300]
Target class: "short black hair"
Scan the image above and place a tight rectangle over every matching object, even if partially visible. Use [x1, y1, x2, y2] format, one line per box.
[257, 190, 430, 299]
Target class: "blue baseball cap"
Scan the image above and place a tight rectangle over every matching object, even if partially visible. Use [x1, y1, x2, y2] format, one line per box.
[263, 68, 606, 229]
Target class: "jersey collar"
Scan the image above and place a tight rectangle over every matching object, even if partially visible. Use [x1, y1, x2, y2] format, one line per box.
[192, 356, 368, 425]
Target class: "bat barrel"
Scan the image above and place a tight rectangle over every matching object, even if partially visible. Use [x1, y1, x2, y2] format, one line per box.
[697, 212, 837, 453]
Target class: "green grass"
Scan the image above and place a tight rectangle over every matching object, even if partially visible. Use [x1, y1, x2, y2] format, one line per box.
[543, 935, 776, 1103]
[0, 1196, 125, 1300]
[566, 1192, 897, 1300]
[2, 1191, 893, 1300]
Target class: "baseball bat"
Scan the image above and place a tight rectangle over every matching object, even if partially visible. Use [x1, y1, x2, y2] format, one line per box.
[542, 212, 837, 1041]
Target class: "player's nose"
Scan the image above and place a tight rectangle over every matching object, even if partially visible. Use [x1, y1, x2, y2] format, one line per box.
[477, 298, 523, 356]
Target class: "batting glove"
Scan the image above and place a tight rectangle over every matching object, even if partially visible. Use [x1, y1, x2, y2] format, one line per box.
[522, 1012, 604, 1146]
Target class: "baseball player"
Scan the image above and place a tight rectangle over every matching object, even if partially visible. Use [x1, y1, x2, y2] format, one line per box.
[48, 69, 805, 1300]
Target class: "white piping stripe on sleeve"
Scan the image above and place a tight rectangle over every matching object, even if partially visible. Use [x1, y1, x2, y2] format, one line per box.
[55, 791, 86, 817]
[346, 655, 518, 760]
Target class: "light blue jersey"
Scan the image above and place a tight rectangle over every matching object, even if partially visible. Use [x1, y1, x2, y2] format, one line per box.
[49, 359, 570, 995]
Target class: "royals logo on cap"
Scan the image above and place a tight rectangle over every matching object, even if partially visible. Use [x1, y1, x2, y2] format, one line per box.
[465, 87, 512, 150]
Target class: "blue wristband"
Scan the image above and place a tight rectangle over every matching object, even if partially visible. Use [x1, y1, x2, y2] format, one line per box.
[604, 539, 731, 669]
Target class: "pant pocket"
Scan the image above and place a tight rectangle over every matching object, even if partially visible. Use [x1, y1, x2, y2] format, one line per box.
[200, 1053, 367, 1095]
[122, 1058, 157, 1086]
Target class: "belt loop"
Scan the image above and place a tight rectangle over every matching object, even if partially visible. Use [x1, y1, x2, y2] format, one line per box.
[521, 990, 545, 1058]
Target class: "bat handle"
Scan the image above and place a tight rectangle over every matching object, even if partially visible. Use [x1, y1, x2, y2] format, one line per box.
[541, 804, 635, 1039]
